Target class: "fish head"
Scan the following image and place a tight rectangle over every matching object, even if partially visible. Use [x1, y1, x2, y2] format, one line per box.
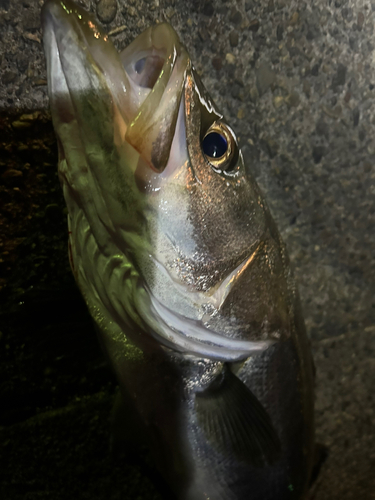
[42, 0, 292, 360]
[42, 0, 188, 240]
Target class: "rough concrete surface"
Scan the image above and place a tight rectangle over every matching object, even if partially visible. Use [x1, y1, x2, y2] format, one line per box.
[0, 0, 374, 499]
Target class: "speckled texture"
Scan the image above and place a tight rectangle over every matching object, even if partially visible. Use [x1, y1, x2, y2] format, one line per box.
[0, 0, 374, 498]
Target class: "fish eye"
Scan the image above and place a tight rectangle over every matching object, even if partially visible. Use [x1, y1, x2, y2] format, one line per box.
[202, 131, 228, 158]
[202, 122, 239, 172]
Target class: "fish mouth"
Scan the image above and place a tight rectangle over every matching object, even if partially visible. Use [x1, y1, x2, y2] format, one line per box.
[42, 0, 189, 173]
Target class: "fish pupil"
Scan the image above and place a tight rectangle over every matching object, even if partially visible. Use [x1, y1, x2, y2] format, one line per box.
[202, 132, 228, 158]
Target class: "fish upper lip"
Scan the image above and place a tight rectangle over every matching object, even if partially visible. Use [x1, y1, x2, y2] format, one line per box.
[119, 23, 190, 172]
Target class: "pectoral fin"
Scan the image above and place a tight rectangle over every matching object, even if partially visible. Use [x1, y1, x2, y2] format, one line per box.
[195, 364, 280, 467]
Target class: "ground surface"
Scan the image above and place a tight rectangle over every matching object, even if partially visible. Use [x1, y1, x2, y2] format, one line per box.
[0, 0, 374, 499]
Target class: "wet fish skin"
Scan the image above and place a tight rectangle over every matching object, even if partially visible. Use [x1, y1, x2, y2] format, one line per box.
[42, 1, 315, 498]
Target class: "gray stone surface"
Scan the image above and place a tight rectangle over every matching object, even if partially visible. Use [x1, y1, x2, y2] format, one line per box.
[1, 0, 374, 498]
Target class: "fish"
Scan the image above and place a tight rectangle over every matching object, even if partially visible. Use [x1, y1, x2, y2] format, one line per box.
[41, 0, 315, 498]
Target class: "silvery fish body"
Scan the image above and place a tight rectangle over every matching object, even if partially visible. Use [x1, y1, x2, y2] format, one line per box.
[42, 1, 315, 498]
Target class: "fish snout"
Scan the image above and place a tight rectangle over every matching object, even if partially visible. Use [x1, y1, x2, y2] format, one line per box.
[121, 23, 190, 174]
